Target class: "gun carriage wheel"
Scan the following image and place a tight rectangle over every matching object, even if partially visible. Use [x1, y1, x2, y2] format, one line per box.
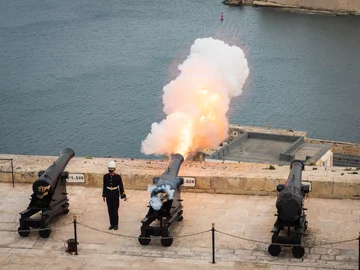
[138, 235, 151, 245]
[18, 226, 30, 237]
[161, 235, 173, 247]
[39, 227, 51, 238]
[292, 246, 305, 258]
[268, 244, 281, 256]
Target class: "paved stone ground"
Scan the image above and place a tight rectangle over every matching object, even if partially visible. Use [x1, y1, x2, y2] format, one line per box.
[0, 183, 359, 269]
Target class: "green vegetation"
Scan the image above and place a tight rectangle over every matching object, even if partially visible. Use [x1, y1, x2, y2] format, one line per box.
[312, 167, 318, 170]
[85, 156, 93, 159]
[344, 168, 359, 174]
[268, 165, 276, 170]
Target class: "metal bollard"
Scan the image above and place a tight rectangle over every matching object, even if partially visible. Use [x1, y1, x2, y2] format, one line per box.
[11, 159, 14, 187]
[73, 216, 78, 255]
[212, 223, 215, 264]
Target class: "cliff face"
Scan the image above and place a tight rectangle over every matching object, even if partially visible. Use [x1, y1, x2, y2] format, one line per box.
[261, 0, 360, 12]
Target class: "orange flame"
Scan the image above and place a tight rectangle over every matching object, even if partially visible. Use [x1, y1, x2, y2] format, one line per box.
[172, 88, 225, 158]
[141, 38, 249, 159]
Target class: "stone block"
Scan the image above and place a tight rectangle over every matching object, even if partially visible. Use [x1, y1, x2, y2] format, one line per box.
[320, 254, 335, 260]
[193, 176, 211, 190]
[335, 255, 352, 261]
[123, 174, 153, 189]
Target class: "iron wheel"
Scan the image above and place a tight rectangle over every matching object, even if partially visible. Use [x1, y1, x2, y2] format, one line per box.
[161, 235, 173, 247]
[268, 244, 281, 256]
[292, 246, 305, 258]
[18, 226, 30, 237]
[138, 235, 151, 245]
[39, 228, 51, 238]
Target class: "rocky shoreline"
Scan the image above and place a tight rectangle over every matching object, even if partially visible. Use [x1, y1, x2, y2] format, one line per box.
[222, 0, 360, 16]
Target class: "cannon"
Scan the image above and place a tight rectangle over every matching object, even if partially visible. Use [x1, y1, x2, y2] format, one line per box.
[18, 148, 75, 238]
[138, 153, 184, 247]
[268, 160, 311, 258]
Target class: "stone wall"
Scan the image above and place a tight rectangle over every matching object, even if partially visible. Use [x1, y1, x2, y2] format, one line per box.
[229, 124, 307, 138]
[307, 138, 360, 156]
[1, 164, 360, 200]
[268, 0, 360, 12]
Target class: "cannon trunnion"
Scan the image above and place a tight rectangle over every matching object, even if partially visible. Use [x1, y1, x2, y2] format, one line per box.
[268, 160, 311, 258]
[18, 148, 75, 238]
[138, 154, 184, 247]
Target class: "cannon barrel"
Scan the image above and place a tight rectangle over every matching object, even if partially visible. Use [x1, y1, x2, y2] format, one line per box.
[286, 160, 304, 189]
[276, 160, 305, 223]
[160, 153, 184, 181]
[32, 148, 75, 200]
[149, 153, 184, 208]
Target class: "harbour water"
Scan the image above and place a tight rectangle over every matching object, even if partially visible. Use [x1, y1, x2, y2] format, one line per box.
[1, 0, 360, 158]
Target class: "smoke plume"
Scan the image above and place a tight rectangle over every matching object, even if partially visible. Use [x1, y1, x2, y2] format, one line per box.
[148, 184, 175, 210]
[141, 37, 249, 157]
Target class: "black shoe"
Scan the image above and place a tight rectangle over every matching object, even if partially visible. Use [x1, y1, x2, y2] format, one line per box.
[114, 225, 118, 230]
[108, 225, 114, 230]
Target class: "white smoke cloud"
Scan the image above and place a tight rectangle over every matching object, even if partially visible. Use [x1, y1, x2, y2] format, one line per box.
[141, 37, 249, 156]
[149, 196, 163, 211]
[148, 184, 175, 211]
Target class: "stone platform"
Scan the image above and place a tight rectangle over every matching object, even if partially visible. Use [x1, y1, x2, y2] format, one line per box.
[0, 183, 359, 269]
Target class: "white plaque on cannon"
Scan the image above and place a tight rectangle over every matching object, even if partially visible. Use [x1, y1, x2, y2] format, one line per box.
[183, 177, 196, 187]
[67, 173, 85, 183]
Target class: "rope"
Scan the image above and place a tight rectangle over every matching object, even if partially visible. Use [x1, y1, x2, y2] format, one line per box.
[177, 229, 211, 238]
[308, 238, 358, 247]
[1, 222, 73, 233]
[77, 222, 138, 238]
[216, 230, 269, 245]
[77, 222, 210, 240]
[125, 190, 144, 201]
[215, 230, 358, 248]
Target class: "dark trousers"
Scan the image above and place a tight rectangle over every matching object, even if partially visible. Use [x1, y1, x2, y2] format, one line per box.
[106, 197, 119, 226]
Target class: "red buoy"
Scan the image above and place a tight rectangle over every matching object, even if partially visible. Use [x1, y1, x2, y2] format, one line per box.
[220, 12, 224, 21]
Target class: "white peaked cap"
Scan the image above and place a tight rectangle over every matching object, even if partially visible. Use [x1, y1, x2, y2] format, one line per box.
[108, 160, 116, 168]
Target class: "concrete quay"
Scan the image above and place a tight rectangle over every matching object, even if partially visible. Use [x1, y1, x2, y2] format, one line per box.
[0, 153, 360, 199]
[0, 183, 359, 269]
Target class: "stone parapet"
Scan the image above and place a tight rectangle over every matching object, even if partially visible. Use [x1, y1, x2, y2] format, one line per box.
[0, 153, 359, 199]
[308, 138, 360, 156]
